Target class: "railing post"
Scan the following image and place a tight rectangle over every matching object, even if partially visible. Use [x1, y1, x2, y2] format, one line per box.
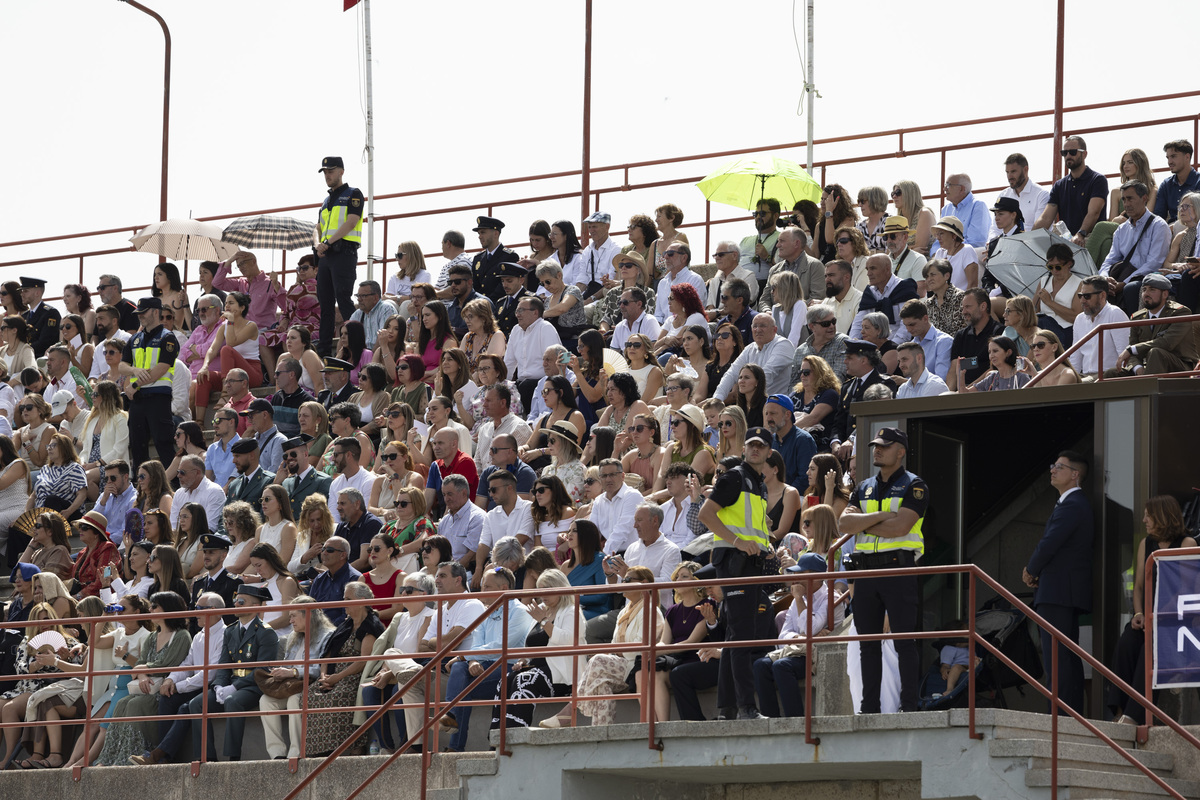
[72, 618, 98, 782]
[805, 574, 818, 746]
[967, 570, 981, 739]
[1143, 550, 1156, 736]
[1051, 634, 1059, 800]
[298, 606, 311, 767]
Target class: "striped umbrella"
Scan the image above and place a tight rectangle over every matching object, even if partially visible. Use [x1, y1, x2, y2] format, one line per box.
[222, 215, 318, 251]
[130, 218, 241, 261]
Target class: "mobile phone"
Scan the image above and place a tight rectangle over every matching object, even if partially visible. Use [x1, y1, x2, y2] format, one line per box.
[103, 566, 113, 579]
[1016, 356, 1027, 371]
[558, 351, 572, 365]
[962, 357, 978, 369]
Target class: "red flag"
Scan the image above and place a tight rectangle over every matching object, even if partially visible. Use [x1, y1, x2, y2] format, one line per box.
[344, 0, 361, 10]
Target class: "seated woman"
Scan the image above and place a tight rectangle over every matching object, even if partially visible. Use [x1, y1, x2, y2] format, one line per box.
[163, 421, 206, 484]
[715, 405, 747, 463]
[14, 395, 55, 470]
[174, 503, 209, 582]
[799, 504, 851, 591]
[297, 400, 333, 469]
[78, 381, 130, 499]
[764, 450, 802, 542]
[596, 373, 650, 457]
[538, 422, 588, 505]
[460, 299, 507, 378]
[537, 261, 587, 352]
[770, 271, 809, 345]
[663, 325, 714, 400]
[621, 413, 664, 496]
[435, 348, 480, 429]
[337, 320, 373, 386]
[418, 534, 452, 578]
[291, 493, 336, 579]
[490, 568, 587, 732]
[31, 572, 77, 621]
[361, 532, 405, 622]
[1001, 295, 1040, 356]
[280, 326, 326, 396]
[305, 581, 384, 758]
[194, 291, 260, 425]
[222, 501, 262, 577]
[390, 354, 433, 420]
[94, 592, 192, 766]
[17, 510, 74, 582]
[654, 284, 708, 361]
[369, 441, 426, 522]
[134, 460, 174, 518]
[573, 466, 603, 523]
[568, 331, 607, 433]
[540, 566, 662, 727]
[256, 484, 298, 568]
[964, 336, 1030, 392]
[858, 312, 899, 376]
[803, 455, 851, 516]
[382, 486, 437, 574]
[414, 301, 458, 383]
[1019, 329, 1081, 387]
[409, 395, 472, 468]
[560, 520, 612, 619]
[623, 334, 664, 401]
[530, 475, 576, 553]
[259, 595, 336, 760]
[791, 356, 841, 452]
[733, 364, 767, 429]
[646, 562, 710, 723]
[654, 404, 716, 492]
[1107, 496, 1197, 724]
[521, 375, 585, 474]
[260, 256, 320, 377]
[350, 363, 391, 443]
[147, 544, 190, 605]
[71, 511, 121, 599]
[140, 509, 175, 548]
[100, 540, 154, 603]
[244, 543, 299, 635]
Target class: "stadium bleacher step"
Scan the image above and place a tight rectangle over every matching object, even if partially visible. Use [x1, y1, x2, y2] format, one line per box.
[1024, 766, 1200, 799]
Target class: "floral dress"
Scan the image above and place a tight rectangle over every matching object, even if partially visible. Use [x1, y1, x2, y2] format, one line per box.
[261, 277, 320, 348]
[305, 613, 385, 756]
[541, 458, 587, 504]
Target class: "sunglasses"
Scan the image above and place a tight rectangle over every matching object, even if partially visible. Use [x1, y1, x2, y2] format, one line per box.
[618, 262, 637, 269]
[813, 319, 837, 328]
[420, 545, 433, 554]
[712, 251, 737, 258]
[1060, 148, 1081, 156]
[621, 576, 640, 584]
[367, 545, 384, 554]
[387, 410, 404, 418]
[890, 189, 902, 197]
[1046, 263, 1067, 272]
[799, 368, 814, 377]
[625, 342, 642, 349]
[665, 250, 683, 257]
[715, 331, 732, 340]
[718, 420, 735, 428]
[534, 486, 551, 495]
[625, 424, 649, 433]
[669, 419, 683, 427]
[619, 300, 634, 306]
[882, 234, 903, 241]
[1031, 341, 1050, 350]
[322, 546, 345, 554]
[397, 500, 411, 508]
[1077, 291, 1103, 299]
[836, 238, 852, 246]
[400, 586, 420, 595]
[489, 446, 512, 454]
[18, 404, 34, 412]
[398, 364, 411, 371]
[583, 478, 598, 486]
[487, 485, 505, 494]
[449, 278, 467, 285]
[381, 452, 399, 461]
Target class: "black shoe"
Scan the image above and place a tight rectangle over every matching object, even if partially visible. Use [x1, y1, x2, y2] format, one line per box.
[737, 707, 767, 720]
[715, 707, 738, 721]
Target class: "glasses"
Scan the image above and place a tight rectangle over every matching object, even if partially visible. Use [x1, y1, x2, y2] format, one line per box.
[18, 404, 34, 412]
[618, 299, 633, 307]
[367, 545, 384, 553]
[802, 519, 812, 528]
[420, 545, 433, 554]
[583, 478, 598, 486]
[104, 474, 120, 482]
[233, 598, 248, 606]
[718, 420, 735, 429]
[813, 319, 837, 328]
[322, 546, 345, 554]
[149, 554, 160, 562]
[387, 410, 404, 418]
[664, 385, 683, 394]
[449, 278, 467, 286]
[97, 283, 114, 290]
[712, 251, 737, 258]
[1031, 342, 1050, 350]
[943, 183, 964, 190]
[621, 576, 640, 584]
[618, 262, 637, 270]
[664, 250, 683, 257]
[835, 238, 852, 246]
[719, 294, 730, 302]
[715, 331, 732, 340]
[394, 252, 407, 259]
[1077, 291, 1102, 299]
[137, 473, 148, 481]
[625, 341, 642, 349]
[33, 522, 45, 530]
[799, 368, 813, 377]
[890, 189, 902, 197]
[487, 485, 504, 494]
[882, 233, 903, 241]
[1060, 148, 1081, 157]
[1002, 308, 1016, 315]
[625, 424, 649, 433]
[1050, 463, 1078, 472]
[397, 500, 411, 508]
[398, 364, 411, 371]
[489, 445, 512, 454]
[400, 586, 420, 595]
[534, 486, 551, 495]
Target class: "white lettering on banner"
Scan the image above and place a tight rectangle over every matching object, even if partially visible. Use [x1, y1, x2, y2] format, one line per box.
[1177, 594, 1200, 620]
[1179, 627, 1200, 654]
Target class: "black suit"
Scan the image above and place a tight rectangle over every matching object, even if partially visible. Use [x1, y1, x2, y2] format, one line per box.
[190, 568, 243, 631]
[319, 382, 356, 412]
[224, 467, 275, 516]
[282, 468, 334, 520]
[494, 289, 529, 338]
[25, 302, 62, 359]
[472, 245, 520, 303]
[1026, 488, 1093, 714]
[831, 368, 891, 446]
[196, 615, 279, 759]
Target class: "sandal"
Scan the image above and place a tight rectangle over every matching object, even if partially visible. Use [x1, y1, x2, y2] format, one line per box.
[31, 753, 63, 769]
[16, 755, 46, 770]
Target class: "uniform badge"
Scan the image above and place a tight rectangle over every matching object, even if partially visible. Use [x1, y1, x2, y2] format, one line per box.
[912, 487, 925, 500]
[350, 198, 362, 207]
[48, 317, 57, 326]
[163, 339, 177, 353]
[863, 487, 873, 497]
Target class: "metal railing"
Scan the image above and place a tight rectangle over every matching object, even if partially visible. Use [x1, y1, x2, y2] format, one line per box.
[1025, 312, 1200, 387]
[2, 89, 1197, 304]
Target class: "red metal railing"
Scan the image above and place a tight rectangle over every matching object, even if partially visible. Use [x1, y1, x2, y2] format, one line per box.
[2, 89, 1197, 304]
[1025, 312, 1200, 386]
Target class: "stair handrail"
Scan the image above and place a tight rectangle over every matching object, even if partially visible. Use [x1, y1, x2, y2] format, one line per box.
[1025, 313, 1200, 387]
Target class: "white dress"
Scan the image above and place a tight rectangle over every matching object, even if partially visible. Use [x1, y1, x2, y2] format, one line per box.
[258, 519, 288, 555]
[627, 364, 660, 399]
[535, 517, 573, 552]
[227, 538, 254, 571]
[251, 573, 292, 636]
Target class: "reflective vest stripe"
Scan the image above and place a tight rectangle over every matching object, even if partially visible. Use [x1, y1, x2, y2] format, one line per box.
[131, 341, 174, 390]
[856, 494, 924, 556]
[319, 187, 363, 244]
[715, 491, 771, 549]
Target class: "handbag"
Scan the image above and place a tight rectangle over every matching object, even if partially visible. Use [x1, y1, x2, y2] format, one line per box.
[255, 668, 304, 699]
[583, 250, 603, 298]
[1107, 216, 1154, 284]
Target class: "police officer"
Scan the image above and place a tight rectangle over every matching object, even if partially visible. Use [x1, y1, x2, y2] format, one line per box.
[471, 216, 520, 304]
[19, 276, 62, 358]
[315, 156, 365, 356]
[829, 339, 892, 463]
[839, 427, 929, 713]
[697, 426, 775, 720]
[493, 261, 530, 338]
[189, 533, 243, 632]
[119, 297, 179, 470]
[318, 356, 357, 410]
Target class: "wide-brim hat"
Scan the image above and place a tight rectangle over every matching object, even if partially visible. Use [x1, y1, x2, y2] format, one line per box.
[930, 216, 965, 241]
[613, 250, 646, 271]
[76, 509, 109, 537]
[546, 420, 583, 453]
[880, 216, 913, 236]
[673, 403, 706, 433]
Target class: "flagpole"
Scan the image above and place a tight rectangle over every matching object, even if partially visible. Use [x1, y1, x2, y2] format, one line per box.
[362, 0, 376, 282]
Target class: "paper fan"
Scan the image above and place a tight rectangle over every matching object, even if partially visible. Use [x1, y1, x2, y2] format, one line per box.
[10, 507, 54, 536]
[28, 631, 68, 654]
[602, 348, 629, 376]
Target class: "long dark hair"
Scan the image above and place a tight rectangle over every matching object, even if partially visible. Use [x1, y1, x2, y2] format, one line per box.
[566, 519, 602, 569]
[587, 426, 615, 466]
[682, 324, 713, 360]
[544, 375, 577, 411]
[552, 220, 583, 262]
[64, 284, 93, 312]
[418, 300, 454, 353]
[153, 263, 184, 296]
[2, 282, 27, 313]
[249, 542, 294, 580]
[577, 330, 604, 381]
[339, 320, 367, 366]
[531, 475, 574, 526]
[735, 364, 767, 416]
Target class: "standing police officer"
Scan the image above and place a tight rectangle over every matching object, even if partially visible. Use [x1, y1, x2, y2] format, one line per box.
[471, 216, 520, 304]
[19, 276, 62, 358]
[839, 427, 929, 713]
[119, 297, 179, 470]
[697, 427, 775, 720]
[315, 156, 365, 356]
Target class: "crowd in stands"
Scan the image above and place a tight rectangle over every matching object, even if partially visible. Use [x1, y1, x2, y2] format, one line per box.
[0, 135, 1197, 765]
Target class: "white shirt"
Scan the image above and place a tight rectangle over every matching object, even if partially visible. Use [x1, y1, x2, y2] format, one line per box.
[820, 288, 864, 335]
[89, 329, 132, 381]
[896, 369, 949, 399]
[0, 382, 16, 423]
[992, 180, 1050, 239]
[504, 318, 562, 382]
[171, 477, 227, 530]
[328, 467, 380, 524]
[610, 312, 661, 351]
[100, 575, 154, 604]
[44, 370, 80, 411]
[439, 597, 487, 651]
[475, 413, 533, 472]
[481, 498, 535, 549]
[705, 266, 760, 308]
[386, 269, 432, 299]
[622, 535, 682, 606]
[1071, 302, 1130, 375]
[658, 496, 694, 548]
[654, 268, 708, 323]
[439, 500, 486, 561]
[168, 625, 227, 694]
[575, 237, 622, 291]
[172, 360, 192, 421]
[933, 246, 979, 291]
[591, 482, 644, 553]
[712, 334, 798, 399]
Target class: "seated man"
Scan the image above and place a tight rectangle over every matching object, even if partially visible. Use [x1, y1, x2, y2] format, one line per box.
[1104, 274, 1197, 377]
[1099, 181, 1172, 315]
[849, 254, 920, 342]
[1070, 276, 1130, 378]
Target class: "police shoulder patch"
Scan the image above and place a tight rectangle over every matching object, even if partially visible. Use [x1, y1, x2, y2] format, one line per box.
[912, 487, 925, 500]
[163, 339, 177, 353]
[48, 317, 57, 326]
[863, 487, 873, 497]
[350, 198, 362, 207]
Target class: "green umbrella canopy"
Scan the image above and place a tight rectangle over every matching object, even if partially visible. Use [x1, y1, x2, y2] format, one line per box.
[696, 155, 822, 212]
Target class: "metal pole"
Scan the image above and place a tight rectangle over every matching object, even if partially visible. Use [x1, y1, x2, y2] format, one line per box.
[805, 0, 815, 175]
[121, 0, 170, 261]
[363, 0, 376, 282]
[1052, 0, 1065, 181]
[581, 0, 593, 240]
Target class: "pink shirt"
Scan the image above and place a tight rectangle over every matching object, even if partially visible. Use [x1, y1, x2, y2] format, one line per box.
[182, 319, 226, 377]
[213, 262, 284, 329]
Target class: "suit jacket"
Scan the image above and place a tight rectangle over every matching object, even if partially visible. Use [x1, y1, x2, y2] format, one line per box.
[1129, 300, 1198, 367]
[283, 468, 334, 520]
[472, 245, 521, 303]
[319, 382, 357, 411]
[213, 615, 279, 690]
[494, 288, 529, 338]
[1027, 490, 1094, 612]
[224, 468, 275, 516]
[190, 568, 243, 630]
[830, 368, 891, 445]
[25, 303, 62, 358]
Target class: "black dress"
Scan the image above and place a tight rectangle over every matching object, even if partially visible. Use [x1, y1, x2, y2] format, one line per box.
[490, 624, 568, 731]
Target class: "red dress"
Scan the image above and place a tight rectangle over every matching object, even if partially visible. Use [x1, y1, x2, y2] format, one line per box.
[261, 278, 320, 348]
[362, 568, 404, 611]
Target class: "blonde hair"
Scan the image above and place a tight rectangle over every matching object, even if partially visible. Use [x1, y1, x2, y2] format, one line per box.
[670, 560, 706, 603]
[1005, 295, 1037, 329]
[396, 240, 425, 281]
[770, 270, 805, 310]
[717, 405, 747, 460]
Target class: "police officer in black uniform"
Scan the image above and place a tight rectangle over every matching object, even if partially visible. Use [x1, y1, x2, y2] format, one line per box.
[318, 356, 357, 411]
[839, 427, 929, 713]
[471, 216, 520, 304]
[829, 339, 892, 459]
[315, 156, 365, 356]
[19, 276, 62, 358]
[119, 297, 179, 470]
[188, 533, 243, 632]
[493, 261, 530, 339]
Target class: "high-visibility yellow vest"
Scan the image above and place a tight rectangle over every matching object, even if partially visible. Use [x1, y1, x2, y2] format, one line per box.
[854, 470, 925, 557]
[319, 184, 363, 244]
[130, 328, 175, 391]
[713, 466, 771, 552]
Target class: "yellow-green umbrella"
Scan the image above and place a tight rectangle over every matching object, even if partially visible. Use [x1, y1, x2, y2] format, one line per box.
[696, 155, 822, 211]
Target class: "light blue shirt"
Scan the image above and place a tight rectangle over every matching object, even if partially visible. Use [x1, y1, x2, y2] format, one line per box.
[438, 501, 486, 561]
[256, 426, 284, 476]
[1100, 210, 1172, 280]
[912, 324, 954, 380]
[351, 298, 400, 349]
[97, 483, 138, 545]
[941, 192, 990, 247]
[897, 368, 949, 399]
[206, 433, 241, 488]
[526, 368, 575, 423]
[470, 599, 535, 665]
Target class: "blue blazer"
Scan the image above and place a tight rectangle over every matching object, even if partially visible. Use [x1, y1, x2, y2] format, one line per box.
[1027, 490, 1094, 612]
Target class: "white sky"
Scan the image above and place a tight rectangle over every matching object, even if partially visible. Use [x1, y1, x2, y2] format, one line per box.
[3, 0, 1198, 302]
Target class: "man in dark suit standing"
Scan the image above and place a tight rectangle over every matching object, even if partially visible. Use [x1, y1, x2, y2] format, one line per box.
[280, 435, 333, 520]
[19, 276, 62, 358]
[195, 584, 278, 761]
[224, 438, 274, 516]
[1023, 450, 1093, 715]
[471, 216, 520, 303]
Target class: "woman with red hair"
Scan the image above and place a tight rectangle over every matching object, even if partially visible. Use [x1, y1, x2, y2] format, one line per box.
[654, 283, 708, 360]
[390, 353, 432, 418]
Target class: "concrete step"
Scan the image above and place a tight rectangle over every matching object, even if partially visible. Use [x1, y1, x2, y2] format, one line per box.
[455, 757, 498, 777]
[425, 789, 461, 800]
[1025, 767, 1200, 799]
[951, 708, 1139, 748]
[990, 738, 1175, 775]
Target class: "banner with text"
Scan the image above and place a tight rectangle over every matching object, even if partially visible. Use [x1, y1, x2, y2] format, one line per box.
[1153, 554, 1200, 689]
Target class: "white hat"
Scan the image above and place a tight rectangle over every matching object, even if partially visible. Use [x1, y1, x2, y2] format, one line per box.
[50, 390, 75, 416]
